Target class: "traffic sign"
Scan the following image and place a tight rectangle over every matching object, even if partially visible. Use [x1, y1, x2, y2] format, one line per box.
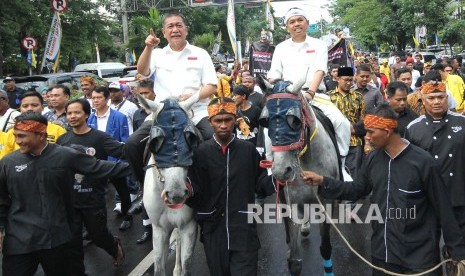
[21, 36, 38, 50]
[51, 0, 68, 13]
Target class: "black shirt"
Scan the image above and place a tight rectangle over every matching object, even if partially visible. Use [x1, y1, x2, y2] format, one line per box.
[397, 108, 418, 137]
[0, 143, 131, 255]
[320, 143, 465, 268]
[6, 87, 25, 109]
[133, 108, 150, 131]
[248, 92, 264, 110]
[237, 105, 261, 145]
[57, 129, 125, 209]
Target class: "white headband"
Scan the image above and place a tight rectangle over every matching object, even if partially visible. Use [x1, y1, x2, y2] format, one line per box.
[284, 8, 308, 24]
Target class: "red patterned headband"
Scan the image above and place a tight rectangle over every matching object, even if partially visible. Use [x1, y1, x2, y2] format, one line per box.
[15, 120, 47, 133]
[364, 114, 398, 129]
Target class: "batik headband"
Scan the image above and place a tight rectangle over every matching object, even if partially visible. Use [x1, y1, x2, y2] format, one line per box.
[207, 98, 237, 118]
[364, 114, 398, 129]
[421, 82, 446, 94]
[14, 120, 47, 133]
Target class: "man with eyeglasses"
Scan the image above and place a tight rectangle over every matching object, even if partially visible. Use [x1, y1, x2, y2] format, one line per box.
[406, 79, 465, 261]
[329, 67, 365, 179]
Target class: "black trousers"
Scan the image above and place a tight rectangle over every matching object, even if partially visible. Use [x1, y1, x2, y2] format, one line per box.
[454, 206, 465, 240]
[371, 258, 440, 276]
[2, 243, 69, 276]
[67, 207, 118, 276]
[126, 117, 213, 183]
[202, 222, 258, 276]
[346, 146, 363, 179]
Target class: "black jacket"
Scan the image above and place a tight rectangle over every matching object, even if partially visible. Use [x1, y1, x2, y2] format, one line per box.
[57, 129, 126, 208]
[0, 143, 131, 255]
[319, 143, 465, 269]
[189, 136, 275, 251]
[406, 112, 465, 206]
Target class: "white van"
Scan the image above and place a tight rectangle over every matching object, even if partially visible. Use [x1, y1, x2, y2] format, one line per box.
[74, 62, 126, 82]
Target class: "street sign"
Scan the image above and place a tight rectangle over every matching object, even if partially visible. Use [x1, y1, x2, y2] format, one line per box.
[51, 0, 68, 13]
[21, 36, 38, 50]
[307, 24, 319, 33]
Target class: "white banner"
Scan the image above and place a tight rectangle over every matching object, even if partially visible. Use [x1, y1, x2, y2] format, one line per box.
[41, 12, 62, 72]
[227, 0, 237, 59]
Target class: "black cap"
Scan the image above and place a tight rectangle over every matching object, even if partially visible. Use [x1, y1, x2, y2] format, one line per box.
[338, 67, 354, 77]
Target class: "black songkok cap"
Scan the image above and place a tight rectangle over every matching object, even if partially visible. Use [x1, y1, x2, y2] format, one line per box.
[338, 67, 354, 77]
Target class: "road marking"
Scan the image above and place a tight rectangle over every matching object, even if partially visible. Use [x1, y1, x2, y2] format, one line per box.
[128, 249, 154, 276]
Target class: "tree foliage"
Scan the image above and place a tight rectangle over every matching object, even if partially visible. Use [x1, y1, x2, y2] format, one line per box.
[329, 0, 461, 51]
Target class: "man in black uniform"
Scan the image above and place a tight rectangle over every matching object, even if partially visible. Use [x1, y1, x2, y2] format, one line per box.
[385, 81, 418, 137]
[302, 104, 465, 275]
[406, 81, 465, 241]
[57, 99, 131, 274]
[0, 112, 132, 276]
[189, 97, 275, 275]
[3, 76, 25, 109]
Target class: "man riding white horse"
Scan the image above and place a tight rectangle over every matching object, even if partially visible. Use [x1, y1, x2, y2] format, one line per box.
[267, 7, 352, 182]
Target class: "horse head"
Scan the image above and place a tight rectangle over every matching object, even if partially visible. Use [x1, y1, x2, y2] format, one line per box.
[137, 94, 200, 208]
[259, 76, 311, 182]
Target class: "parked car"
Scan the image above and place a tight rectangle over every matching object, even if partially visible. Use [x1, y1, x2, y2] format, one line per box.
[118, 66, 138, 83]
[74, 62, 126, 82]
[14, 72, 107, 99]
[417, 51, 437, 64]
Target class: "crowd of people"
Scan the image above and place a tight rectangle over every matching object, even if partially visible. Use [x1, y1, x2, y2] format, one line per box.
[0, 6, 465, 276]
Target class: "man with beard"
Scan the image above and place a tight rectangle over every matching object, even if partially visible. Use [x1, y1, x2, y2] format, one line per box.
[249, 29, 275, 80]
[57, 99, 129, 273]
[385, 81, 418, 136]
[80, 76, 96, 108]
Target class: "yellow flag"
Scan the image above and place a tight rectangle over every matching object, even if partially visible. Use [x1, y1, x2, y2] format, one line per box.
[52, 50, 60, 72]
[412, 36, 420, 47]
[132, 50, 137, 63]
[31, 49, 37, 68]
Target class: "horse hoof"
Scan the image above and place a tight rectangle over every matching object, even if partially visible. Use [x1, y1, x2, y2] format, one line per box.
[300, 222, 310, 237]
[288, 258, 302, 276]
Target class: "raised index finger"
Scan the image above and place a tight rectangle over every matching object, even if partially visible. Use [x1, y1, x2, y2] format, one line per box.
[150, 28, 156, 37]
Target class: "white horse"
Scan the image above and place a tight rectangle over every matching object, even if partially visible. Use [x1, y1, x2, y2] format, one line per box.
[137, 94, 200, 276]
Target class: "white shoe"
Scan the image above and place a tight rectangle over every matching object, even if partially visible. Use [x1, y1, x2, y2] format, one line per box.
[113, 203, 122, 214]
[130, 194, 139, 202]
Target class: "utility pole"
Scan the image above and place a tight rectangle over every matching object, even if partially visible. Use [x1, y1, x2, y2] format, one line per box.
[121, 0, 129, 44]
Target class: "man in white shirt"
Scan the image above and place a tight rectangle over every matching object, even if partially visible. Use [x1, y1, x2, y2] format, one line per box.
[0, 90, 20, 132]
[127, 11, 217, 184]
[109, 82, 138, 135]
[267, 7, 352, 182]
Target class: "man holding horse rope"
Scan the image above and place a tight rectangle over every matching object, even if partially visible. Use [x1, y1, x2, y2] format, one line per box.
[188, 97, 276, 275]
[128, 11, 217, 185]
[301, 104, 465, 275]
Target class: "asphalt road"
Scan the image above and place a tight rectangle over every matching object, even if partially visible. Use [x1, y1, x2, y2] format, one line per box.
[0, 186, 374, 276]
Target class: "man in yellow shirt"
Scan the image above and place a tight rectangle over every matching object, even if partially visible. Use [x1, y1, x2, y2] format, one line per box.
[379, 58, 391, 83]
[444, 64, 465, 113]
[0, 91, 66, 158]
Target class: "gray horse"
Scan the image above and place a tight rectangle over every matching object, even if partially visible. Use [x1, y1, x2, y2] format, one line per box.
[260, 79, 339, 276]
[137, 94, 200, 276]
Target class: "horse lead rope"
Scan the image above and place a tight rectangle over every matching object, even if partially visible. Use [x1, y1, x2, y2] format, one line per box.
[310, 182, 464, 276]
